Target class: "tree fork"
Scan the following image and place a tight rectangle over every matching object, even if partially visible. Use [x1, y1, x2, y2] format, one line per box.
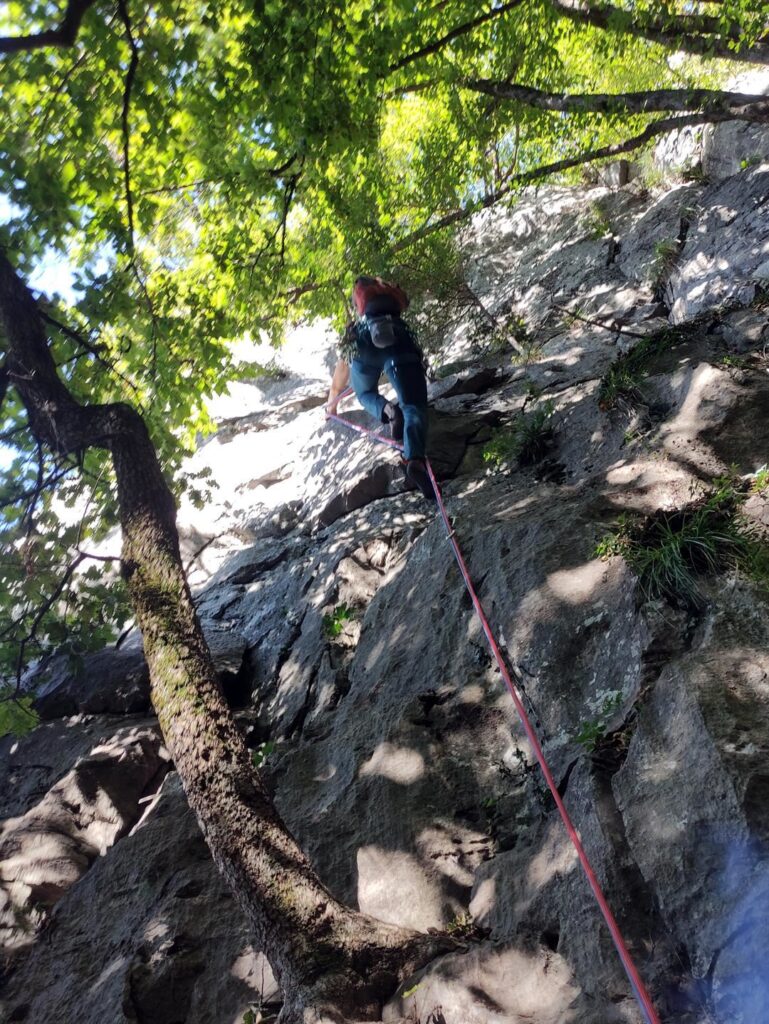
[0, 249, 455, 1020]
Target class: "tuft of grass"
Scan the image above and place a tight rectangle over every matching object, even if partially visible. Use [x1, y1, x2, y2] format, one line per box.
[598, 328, 677, 410]
[718, 352, 749, 371]
[751, 466, 769, 494]
[582, 200, 612, 240]
[322, 602, 355, 638]
[595, 479, 769, 606]
[651, 237, 680, 287]
[483, 400, 555, 468]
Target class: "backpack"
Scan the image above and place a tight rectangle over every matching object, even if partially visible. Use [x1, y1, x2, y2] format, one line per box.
[365, 314, 398, 349]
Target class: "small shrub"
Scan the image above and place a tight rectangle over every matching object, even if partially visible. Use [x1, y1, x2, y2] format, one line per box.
[638, 162, 668, 190]
[483, 401, 555, 468]
[251, 740, 276, 769]
[322, 602, 355, 638]
[445, 911, 476, 937]
[497, 314, 542, 365]
[576, 690, 623, 752]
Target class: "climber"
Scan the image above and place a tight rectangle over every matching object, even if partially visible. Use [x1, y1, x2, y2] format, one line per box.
[326, 274, 435, 500]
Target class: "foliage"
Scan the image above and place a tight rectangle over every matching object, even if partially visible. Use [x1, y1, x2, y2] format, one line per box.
[251, 740, 276, 769]
[576, 689, 623, 752]
[0, 0, 762, 683]
[740, 155, 764, 170]
[483, 400, 555, 468]
[595, 476, 769, 606]
[242, 1006, 278, 1024]
[718, 352, 749, 371]
[445, 911, 476, 937]
[322, 602, 355, 639]
[0, 690, 39, 738]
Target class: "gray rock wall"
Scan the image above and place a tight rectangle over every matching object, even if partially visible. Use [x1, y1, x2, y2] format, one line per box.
[2, 157, 769, 1024]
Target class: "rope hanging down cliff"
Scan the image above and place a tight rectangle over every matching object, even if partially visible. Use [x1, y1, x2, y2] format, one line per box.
[326, 397, 661, 1024]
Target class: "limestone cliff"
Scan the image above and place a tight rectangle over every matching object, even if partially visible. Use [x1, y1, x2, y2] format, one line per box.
[2, 157, 769, 1024]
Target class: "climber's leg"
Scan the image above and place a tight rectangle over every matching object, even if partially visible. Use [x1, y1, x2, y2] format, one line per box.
[385, 359, 428, 461]
[350, 359, 387, 423]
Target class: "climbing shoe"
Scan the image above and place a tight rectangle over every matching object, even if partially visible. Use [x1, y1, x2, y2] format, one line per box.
[382, 401, 404, 443]
[404, 458, 436, 501]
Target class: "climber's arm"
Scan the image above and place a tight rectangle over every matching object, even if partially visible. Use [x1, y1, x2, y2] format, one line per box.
[326, 359, 350, 414]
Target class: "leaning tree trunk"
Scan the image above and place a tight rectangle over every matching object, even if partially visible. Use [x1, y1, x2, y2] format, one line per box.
[0, 251, 454, 1021]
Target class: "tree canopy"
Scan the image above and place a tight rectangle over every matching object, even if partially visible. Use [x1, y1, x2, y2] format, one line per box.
[1, 0, 768, 705]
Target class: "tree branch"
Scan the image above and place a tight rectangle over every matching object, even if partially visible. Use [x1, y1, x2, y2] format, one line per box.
[116, 0, 139, 251]
[464, 80, 769, 122]
[41, 310, 145, 407]
[548, 0, 769, 64]
[0, 0, 97, 55]
[0, 462, 76, 511]
[393, 111, 725, 250]
[389, 0, 526, 73]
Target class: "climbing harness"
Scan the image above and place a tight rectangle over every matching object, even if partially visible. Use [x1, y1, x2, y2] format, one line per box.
[326, 395, 661, 1024]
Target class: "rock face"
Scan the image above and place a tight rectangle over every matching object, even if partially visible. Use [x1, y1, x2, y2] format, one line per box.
[2, 157, 769, 1024]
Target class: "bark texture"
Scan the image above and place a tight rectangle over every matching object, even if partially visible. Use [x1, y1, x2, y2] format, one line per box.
[0, 250, 454, 1021]
[465, 80, 769, 123]
[548, 0, 769, 65]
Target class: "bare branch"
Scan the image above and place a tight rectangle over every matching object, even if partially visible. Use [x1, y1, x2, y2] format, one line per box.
[0, 0, 97, 55]
[139, 155, 301, 196]
[551, 302, 651, 339]
[41, 310, 145, 407]
[389, 0, 526, 73]
[116, 0, 139, 251]
[0, 462, 76, 510]
[393, 112, 723, 250]
[14, 553, 87, 687]
[548, 0, 769, 64]
[464, 80, 769, 122]
[248, 165, 304, 285]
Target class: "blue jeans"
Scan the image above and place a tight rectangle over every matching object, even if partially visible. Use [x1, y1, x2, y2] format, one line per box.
[350, 340, 428, 461]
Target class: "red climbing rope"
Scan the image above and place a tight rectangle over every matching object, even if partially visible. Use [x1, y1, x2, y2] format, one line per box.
[326, 398, 661, 1024]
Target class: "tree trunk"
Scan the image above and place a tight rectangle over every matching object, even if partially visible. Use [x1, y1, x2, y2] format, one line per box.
[0, 250, 454, 1021]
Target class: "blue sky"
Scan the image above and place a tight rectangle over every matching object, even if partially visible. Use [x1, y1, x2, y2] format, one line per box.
[0, 194, 77, 301]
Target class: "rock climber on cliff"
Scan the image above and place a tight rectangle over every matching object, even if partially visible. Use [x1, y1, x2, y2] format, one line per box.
[326, 274, 435, 501]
